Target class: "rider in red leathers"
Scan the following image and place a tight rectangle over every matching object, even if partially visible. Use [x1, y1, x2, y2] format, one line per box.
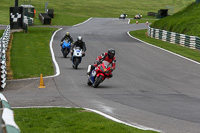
[87, 48, 116, 78]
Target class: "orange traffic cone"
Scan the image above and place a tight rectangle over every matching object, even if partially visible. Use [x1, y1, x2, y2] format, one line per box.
[136, 21, 138, 24]
[146, 21, 148, 25]
[39, 74, 45, 88]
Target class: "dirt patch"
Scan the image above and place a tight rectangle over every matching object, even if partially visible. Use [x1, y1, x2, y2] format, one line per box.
[6, 33, 14, 80]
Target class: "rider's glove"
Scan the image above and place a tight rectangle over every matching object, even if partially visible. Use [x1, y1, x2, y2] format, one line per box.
[109, 74, 113, 78]
[96, 61, 101, 65]
[100, 58, 103, 62]
[82, 52, 85, 57]
[60, 42, 63, 46]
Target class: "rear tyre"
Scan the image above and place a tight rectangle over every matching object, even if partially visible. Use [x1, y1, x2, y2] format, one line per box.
[93, 75, 103, 88]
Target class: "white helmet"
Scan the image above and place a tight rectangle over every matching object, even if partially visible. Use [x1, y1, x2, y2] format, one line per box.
[77, 36, 82, 41]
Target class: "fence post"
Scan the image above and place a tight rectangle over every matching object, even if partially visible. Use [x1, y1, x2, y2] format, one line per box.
[162, 30, 167, 42]
[190, 36, 196, 49]
[180, 34, 185, 46]
[170, 32, 176, 44]
[155, 29, 159, 39]
[158, 29, 162, 40]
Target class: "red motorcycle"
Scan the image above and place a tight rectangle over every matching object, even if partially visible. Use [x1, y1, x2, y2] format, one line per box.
[87, 61, 112, 88]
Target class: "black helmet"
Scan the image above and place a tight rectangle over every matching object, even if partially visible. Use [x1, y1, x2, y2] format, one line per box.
[108, 48, 115, 59]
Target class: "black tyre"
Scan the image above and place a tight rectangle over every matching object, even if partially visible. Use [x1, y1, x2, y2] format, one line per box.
[63, 48, 69, 58]
[74, 57, 81, 69]
[93, 75, 103, 88]
[62, 48, 67, 58]
[87, 79, 92, 86]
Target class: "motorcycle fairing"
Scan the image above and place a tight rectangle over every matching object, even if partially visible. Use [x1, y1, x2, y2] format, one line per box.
[62, 40, 71, 49]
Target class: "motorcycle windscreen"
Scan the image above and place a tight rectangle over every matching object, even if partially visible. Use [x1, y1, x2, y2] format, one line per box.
[102, 61, 110, 68]
[73, 47, 82, 57]
[62, 41, 70, 48]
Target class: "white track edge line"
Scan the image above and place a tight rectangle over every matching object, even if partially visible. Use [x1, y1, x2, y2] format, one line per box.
[12, 106, 162, 132]
[127, 31, 200, 65]
[7, 28, 62, 81]
[73, 17, 92, 27]
[128, 19, 130, 24]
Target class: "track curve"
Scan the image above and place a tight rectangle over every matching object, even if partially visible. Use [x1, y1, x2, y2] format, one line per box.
[53, 18, 200, 133]
[4, 18, 200, 133]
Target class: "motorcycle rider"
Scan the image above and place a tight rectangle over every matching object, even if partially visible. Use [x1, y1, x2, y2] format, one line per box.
[70, 36, 86, 60]
[87, 48, 116, 78]
[60, 32, 73, 46]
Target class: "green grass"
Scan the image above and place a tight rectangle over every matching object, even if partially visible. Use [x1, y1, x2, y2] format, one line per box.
[14, 107, 158, 133]
[3, 1, 199, 132]
[11, 27, 57, 79]
[0, 30, 4, 37]
[129, 29, 200, 63]
[151, 2, 200, 37]
[0, 0, 194, 25]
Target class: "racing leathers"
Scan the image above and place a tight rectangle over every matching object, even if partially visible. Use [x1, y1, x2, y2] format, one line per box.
[88, 52, 116, 78]
[70, 40, 86, 58]
[61, 35, 73, 44]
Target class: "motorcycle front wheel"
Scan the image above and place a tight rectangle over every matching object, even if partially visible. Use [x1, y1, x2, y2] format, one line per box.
[87, 79, 92, 86]
[63, 48, 69, 58]
[74, 57, 81, 69]
[93, 75, 103, 88]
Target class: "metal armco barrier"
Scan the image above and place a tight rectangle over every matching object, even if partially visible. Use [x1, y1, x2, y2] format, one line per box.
[148, 26, 200, 51]
[0, 25, 10, 90]
[0, 93, 20, 133]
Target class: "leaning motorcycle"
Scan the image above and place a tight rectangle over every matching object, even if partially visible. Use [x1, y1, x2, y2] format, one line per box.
[72, 47, 83, 69]
[61, 40, 71, 58]
[87, 61, 112, 88]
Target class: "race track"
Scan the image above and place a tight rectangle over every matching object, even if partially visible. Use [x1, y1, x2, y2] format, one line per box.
[4, 18, 200, 133]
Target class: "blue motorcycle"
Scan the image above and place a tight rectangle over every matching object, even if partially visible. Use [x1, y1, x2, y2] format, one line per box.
[61, 40, 71, 58]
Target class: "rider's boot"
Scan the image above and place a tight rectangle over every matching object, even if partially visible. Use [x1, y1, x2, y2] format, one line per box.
[87, 65, 92, 75]
[70, 52, 73, 60]
[87, 65, 95, 75]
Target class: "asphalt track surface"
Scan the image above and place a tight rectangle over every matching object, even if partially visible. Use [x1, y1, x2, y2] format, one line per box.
[2, 18, 200, 133]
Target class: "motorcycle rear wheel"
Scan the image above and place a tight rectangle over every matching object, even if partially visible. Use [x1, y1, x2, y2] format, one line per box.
[93, 75, 103, 88]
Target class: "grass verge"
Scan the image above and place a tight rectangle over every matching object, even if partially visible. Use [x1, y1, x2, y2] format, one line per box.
[10, 27, 57, 79]
[14, 107, 158, 133]
[0, 0, 194, 25]
[150, 2, 200, 37]
[129, 29, 200, 63]
[0, 30, 4, 37]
